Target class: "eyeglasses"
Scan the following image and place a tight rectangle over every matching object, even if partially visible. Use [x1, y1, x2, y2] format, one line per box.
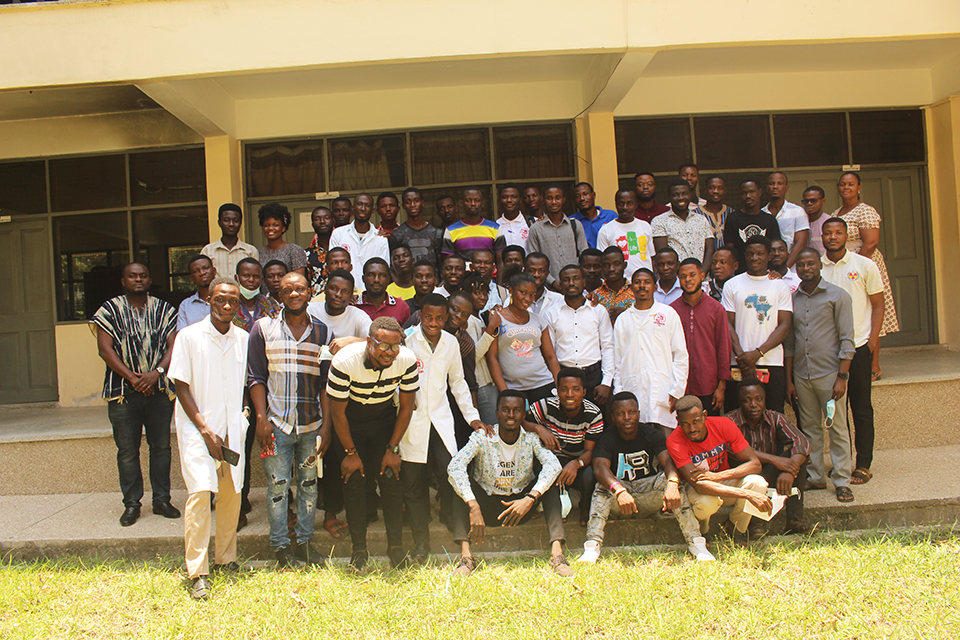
[370, 336, 403, 353]
[801, 198, 822, 204]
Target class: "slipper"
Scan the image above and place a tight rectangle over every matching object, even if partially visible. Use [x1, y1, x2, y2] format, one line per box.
[324, 518, 349, 539]
[805, 482, 827, 491]
[851, 468, 872, 485]
[872, 371, 882, 381]
[836, 486, 854, 502]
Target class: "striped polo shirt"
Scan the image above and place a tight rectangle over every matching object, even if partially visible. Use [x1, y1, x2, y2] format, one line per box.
[528, 396, 604, 458]
[441, 219, 505, 261]
[326, 341, 419, 409]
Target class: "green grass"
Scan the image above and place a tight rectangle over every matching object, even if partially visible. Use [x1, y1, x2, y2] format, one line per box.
[2, 531, 959, 639]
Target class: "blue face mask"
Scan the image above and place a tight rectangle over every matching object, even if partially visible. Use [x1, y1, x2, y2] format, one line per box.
[239, 284, 260, 300]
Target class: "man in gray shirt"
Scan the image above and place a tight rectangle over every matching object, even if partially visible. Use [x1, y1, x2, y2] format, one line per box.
[526, 184, 588, 286]
[784, 247, 856, 503]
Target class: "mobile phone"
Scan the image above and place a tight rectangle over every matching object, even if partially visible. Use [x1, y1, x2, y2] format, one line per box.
[756, 368, 770, 384]
[221, 445, 240, 466]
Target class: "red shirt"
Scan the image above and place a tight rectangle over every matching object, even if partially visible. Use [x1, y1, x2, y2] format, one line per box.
[634, 201, 670, 225]
[670, 293, 732, 396]
[354, 293, 411, 325]
[666, 416, 749, 473]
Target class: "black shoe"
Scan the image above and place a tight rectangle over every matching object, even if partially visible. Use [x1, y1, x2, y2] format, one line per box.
[388, 546, 409, 570]
[294, 542, 325, 567]
[410, 543, 429, 565]
[275, 547, 305, 569]
[189, 576, 211, 600]
[119, 506, 140, 527]
[212, 561, 241, 574]
[349, 550, 369, 572]
[240, 498, 253, 515]
[153, 501, 181, 519]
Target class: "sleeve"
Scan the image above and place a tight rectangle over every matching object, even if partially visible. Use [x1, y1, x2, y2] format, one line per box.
[612, 312, 628, 392]
[834, 288, 857, 361]
[528, 399, 548, 426]
[667, 307, 689, 400]
[200, 244, 213, 259]
[721, 277, 736, 312]
[651, 214, 666, 237]
[769, 218, 784, 243]
[288, 244, 308, 270]
[592, 429, 615, 462]
[595, 225, 610, 252]
[775, 412, 811, 457]
[722, 215, 737, 247]
[665, 430, 693, 469]
[493, 232, 506, 254]
[782, 299, 796, 359]
[357, 311, 373, 338]
[857, 205, 882, 230]
[449, 346, 480, 424]
[246, 321, 269, 388]
[462, 343, 478, 393]
[526, 223, 541, 254]
[862, 259, 884, 296]
[441, 228, 455, 256]
[325, 360, 352, 401]
[176, 300, 189, 332]
[447, 430, 483, 502]
[398, 356, 420, 394]
[159, 301, 178, 343]
[329, 227, 346, 250]
[167, 329, 192, 386]
[585, 406, 604, 441]
[795, 209, 811, 231]
[90, 302, 117, 342]
[778, 280, 793, 313]
[531, 435, 562, 495]
[714, 301, 733, 381]
[648, 427, 668, 458]
[375, 237, 391, 264]
[574, 219, 588, 254]
[474, 329, 494, 359]
[387, 230, 402, 253]
[720, 417, 751, 455]
[597, 308, 616, 388]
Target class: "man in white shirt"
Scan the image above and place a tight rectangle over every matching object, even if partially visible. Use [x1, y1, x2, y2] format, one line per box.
[596, 188, 654, 279]
[613, 268, 689, 433]
[168, 278, 248, 599]
[543, 264, 614, 406]
[769, 238, 802, 293]
[722, 235, 793, 414]
[762, 172, 809, 268]
[524, 252, 563, 316]
[820, 217, 885, 486]
[400, 294, 487, 564]
[328, 193, 390, 290]
[495, 183, 531, 253]
[201, 203, 258, 279]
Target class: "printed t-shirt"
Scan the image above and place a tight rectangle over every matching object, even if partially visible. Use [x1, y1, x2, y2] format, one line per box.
[593, 423, 667, 482]
[721, 272, 792, 367]
[666, 416, 749, 473]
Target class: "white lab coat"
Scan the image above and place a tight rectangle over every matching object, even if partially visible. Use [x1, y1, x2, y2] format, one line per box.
[613, 302, 689, 429]
[168, 318, 249, 493]
[400, 327, 480, 464]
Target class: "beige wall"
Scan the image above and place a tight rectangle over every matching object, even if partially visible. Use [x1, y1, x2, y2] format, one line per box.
[926, 97, 960, 348]
[203, 136, 245, 242]
[56, 324, 106, 407]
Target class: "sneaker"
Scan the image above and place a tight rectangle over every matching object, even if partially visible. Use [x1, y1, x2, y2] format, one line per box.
[452, 556, 476, 576]
[294, 542, 325, 567]
[548, 554, 575, 577]
[349, 550, 369, 572]
[189, 576, 211, 600]
[275, 547, 305, 570]
[687, 536, 716, 562]
[577, 540, 602, 564]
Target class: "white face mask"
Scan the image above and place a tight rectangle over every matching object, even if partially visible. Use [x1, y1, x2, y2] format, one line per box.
[239, 284, 260, 300]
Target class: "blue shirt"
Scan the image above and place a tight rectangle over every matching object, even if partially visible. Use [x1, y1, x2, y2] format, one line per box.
[177, 292, 210, 331]
[572, 207, 617, 248]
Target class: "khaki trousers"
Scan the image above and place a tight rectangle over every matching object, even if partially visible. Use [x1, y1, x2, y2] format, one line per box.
[184, 469, 240, 578]
[685, 475, 768, 533]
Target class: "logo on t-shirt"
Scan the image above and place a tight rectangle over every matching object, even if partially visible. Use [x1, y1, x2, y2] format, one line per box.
[744, 293, 772, 323]
[616, 450, 653, 481]
[494, 459, 517, 492]
[653, 313, 666, 326]
[847, 271, 860, 281]
[690, 443, 729, 472]
[615, 232, 646, 260]
[739, 225, 765, 242]
[510, 338, 534, 358]
[521, 229, 528, 239]
[416, 359, 424, 375]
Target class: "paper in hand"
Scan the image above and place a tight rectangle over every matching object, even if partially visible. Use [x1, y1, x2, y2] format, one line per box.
[743, 487, 800, 521]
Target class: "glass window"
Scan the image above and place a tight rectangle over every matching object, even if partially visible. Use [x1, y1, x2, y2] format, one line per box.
[246, 141, 325, 198]
[329, 134, 406, 192]
[49, 154, 126, 212]
[493, 124, 574, 181]
[411, 129, 490, 186]
[132, 206, 208, 307]
[129, 148, 206, 206]
[773, 112, 848, 168]
[418, 185, 494, 227]
[54, 212, 129, 321]
[694, 115, 772, 170]
[849, 109, 925, 164]
[615, 118, 692, 175]
[0, 160, 47, 214]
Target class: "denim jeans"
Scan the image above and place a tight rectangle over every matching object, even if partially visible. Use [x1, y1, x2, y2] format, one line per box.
[475, 383, 498, 427]
[107, 391, 174, 508]
[262, 425, 319, 549]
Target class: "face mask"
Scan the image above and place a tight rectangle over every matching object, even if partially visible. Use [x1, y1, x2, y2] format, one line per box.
[239, 285, 259, 300]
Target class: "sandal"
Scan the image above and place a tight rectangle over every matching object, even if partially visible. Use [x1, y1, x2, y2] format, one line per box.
[805, 482, 827, 491]
[851, 468, 872, 485]
[872, 371, 882, 381]
[323, 518, 349, 539]
[836, 486, 854, 502]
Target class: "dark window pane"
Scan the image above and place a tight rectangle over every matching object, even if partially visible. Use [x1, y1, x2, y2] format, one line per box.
[329, 135, 405, 191]
[0, 160, 46, 214]
[493, 124, 574, 181]
[511, 180, 576, 216]
[849, 109, 925, 164]
[773, 112, 848, 168]
[246, 141, 325, 198]
[132, 206, 208, 308]
[53, 212, 129, 321]
[615, 118, 692, 175]
[694, 115, 772, 170]
[411, 129, 491, 185]
[129, 148, 206, 206]
[417, 185, 495, 227]
[50, 155, 126, 212]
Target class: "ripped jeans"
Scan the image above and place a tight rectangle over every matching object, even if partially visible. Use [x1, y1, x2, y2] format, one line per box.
[263, 425, 319, 549]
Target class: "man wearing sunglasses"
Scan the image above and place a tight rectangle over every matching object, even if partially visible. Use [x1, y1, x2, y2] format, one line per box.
[327, 316, 420, 571]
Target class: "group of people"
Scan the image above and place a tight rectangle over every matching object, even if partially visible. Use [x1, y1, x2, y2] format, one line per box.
[91, 165, 894, 599]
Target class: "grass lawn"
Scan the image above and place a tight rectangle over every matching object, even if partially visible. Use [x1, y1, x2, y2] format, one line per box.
[1, 529, 958, 639]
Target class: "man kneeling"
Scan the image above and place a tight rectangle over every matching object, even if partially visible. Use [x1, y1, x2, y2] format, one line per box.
[668, 396, 772, 541]
[447, 390, 573, 576]
[579, 392, 713, 563]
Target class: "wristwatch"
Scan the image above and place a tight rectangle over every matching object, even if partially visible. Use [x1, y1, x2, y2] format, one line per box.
[836, 372, 849, 380]
[156, 366, 165, 376]
[388, 445, 400, 455]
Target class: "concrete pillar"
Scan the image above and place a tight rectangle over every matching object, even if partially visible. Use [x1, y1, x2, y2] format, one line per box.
[925, 96, 960, 348]
[576, 112, 619, 211]
[203, 135, 244, 242]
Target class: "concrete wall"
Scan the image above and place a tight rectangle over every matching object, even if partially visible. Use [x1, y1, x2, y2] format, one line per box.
[927, 97, 960, 348]
[56, 324, 106, 407]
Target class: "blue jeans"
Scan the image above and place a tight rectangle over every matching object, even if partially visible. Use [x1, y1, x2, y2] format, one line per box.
[262, 426, 319, 549]
[476, 383, 498, 426]
[107, 391, 173, 508]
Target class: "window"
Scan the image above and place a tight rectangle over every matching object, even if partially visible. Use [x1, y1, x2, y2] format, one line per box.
[54, 212, 130, 321]
[49, 154, 127, 212]
[493, 124, 573, 181]
[246, 141, 325, 198]
[694, 115, 773, 170]
[129, 148, 206, 206]
[615, 118, 692, 175]
[850, 109, 925, 165]
[329, 134, 406, 192]
[412, 129, 490, 185]
[133, 206, 208, 305]
[0, 160, 46, 214]
[773, 112, 848, 168]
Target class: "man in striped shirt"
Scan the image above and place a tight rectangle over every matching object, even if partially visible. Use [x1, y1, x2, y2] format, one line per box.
[326, 317, 419, 571]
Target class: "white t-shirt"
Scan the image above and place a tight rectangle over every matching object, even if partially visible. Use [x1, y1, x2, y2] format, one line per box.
[763, 201, 810, 253]
[596, 218, 654, 279]
[307, 302, 372, 339]
[721, 273, 793, 367]
[493, 437, 520, 494]
[496, 215, 530, 252]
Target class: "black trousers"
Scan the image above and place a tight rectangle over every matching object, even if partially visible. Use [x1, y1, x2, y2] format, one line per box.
[555, 454, 596, 517]
[567, 361, 603, 404]
[451, 474, 565, 545]
[759, 458, 807, 521]
[725, 365, 786, 414]
[341, 402, 403, 554]
[848, 344, 875, 470]
[107, 391, 173, 508]
[402, 426, 454, 551]
[321, 430, 345, 517]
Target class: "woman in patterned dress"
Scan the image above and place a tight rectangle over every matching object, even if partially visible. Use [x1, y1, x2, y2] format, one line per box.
[831, 172, 899, 380]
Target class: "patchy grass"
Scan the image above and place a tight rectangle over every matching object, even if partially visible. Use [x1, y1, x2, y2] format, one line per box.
[1, 530, 958, 639]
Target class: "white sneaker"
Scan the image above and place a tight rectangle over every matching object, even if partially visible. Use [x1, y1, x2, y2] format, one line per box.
[688, 536, 716, 562]
[578, 540, 601, 563]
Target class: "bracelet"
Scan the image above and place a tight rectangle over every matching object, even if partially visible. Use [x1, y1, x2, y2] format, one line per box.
[757, 347, 765, 357]
[610, 481, 623, 493]
[577, 459, 585, 468]
[614, 488, 627, 496]
[344, 447, 357, 456]
[524, 493, 539, 501]
[667, 477, 680, 484]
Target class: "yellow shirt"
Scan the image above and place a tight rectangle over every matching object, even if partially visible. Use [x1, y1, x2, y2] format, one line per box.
[387, 283, 415, 300]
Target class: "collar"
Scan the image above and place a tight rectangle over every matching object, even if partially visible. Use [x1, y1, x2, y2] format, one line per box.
[200, 315, 237, 340]
[543, 214, 569, 228]
[822, 249, 852, 265]
[657, 280, 681, 295]
[360, 293, 399, 309]
[796, 277, 828, 297]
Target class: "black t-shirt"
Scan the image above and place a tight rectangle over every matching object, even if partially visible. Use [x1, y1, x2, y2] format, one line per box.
[389, 223, 443, 265]
[722, 210, 782, 269]
[593, 423, 667, 482]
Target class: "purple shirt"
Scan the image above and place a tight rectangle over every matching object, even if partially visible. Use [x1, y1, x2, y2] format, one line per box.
[670, 293, 732, 397]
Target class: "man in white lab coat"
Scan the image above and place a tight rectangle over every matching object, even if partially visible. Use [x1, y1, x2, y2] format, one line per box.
[169, 277, 249, 600]
[613, 268, 689, 434]
[400, 293, 489, 563]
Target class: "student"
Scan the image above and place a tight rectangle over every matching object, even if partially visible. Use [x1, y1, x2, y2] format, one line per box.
[580, 392, 711, 563]
[579, 248, 605, 294]
[441, 187, 504, 262]
[435, 254, 467, 297]
[305, 206, 333, 297]
[594, 246, 634, 324]
[653, 246, 682, 305]
[762, 172, 809, 268]
[331, 196, 353, 228]
[435, 194, 459, 229]
[613, 268, 689, 432]
[526, 184, 588, 284]
[652, 179, 714, 266]
[633, 172, 670, 224]
[522, 184, 546, 222]
[723, 179, 782, 269]
[257, 203, 307, 276]
[201, 203, 258, 278]
[387, 245, 416, 301]
[802, 186, 828, 256]
[461, 271, 500, 426]
[468, 248, 501, 311]
[708, 246, 739, 302]
[523, 252, 563, 317]
[571, 181, 617, 248]
[495, 183, 532, 252]
[329, 193, 391, 289]
[407, 259, 439, 316]
[356, 258, 412, 325]
[375, 192, 401, 236]
[447, 390, 571, 577]
[177, 255, 217, 331]
[596, 188, 654, 279]
[700, 176, 734, 250]
[390, 187, 443, 264]
[262, 260, 288, 306]
[769, 238, 801, 293]
[678, 162, 708, 207]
